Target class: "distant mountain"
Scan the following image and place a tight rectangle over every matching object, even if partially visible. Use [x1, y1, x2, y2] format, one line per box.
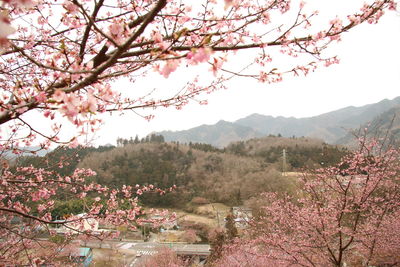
[159, 120, 263, 147]
[156, 96, 400, 147]
[336, 106, 400, 147]
[2, 146, 51, 160]
[236, 97, 400, 143]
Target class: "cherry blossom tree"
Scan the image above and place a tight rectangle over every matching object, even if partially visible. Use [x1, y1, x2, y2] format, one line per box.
[0, 0, 397, 265]
[140, 247, 189, 267]
[214, 138, 400, 266]
[0, 0, 396, 148]
[0, 161, 176, 265]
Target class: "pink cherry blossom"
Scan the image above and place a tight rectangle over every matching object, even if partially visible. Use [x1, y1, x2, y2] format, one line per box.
[63, 1, 78, 14]
[52, 90, 66, 102]
[217, 138, 400, 266]
[224, 0, 236, 10]
[83, 94, 98, 113]
[109, 23, 124, 36]
[35, 92, 47, 102]
[187, 47, 212, 65]
[0, 0, 396, 265]
[159, 59, 180, 78]
[152, 31, 163, 43]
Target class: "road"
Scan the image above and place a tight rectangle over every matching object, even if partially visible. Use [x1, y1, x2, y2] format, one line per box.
[84, 240, 210, 254]
[82, 240, 210, 266]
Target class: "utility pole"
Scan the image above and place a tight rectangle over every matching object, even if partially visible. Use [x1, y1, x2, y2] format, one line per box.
[282, 149, 287, 176]
[212, 204, 220, 227]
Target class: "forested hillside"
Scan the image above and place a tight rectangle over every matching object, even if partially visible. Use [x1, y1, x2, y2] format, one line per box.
[16, 135, 347, 209]
[226, 136, 348, 169]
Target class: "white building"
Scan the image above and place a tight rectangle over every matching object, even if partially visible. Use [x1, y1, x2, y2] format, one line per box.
[53, 213, 99, 234]
[232, 207, 253, 228]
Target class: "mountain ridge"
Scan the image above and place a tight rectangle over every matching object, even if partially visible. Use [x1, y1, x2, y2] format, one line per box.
[158, 96, 400, 147]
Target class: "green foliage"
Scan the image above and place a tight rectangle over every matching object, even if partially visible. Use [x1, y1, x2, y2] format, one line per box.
[256, 144, 347, 168]
[116, 134, 165, 147]
[227, 136, 348, 169]
[51, 199, 92, 219]
[15, 135, 349, 209]
[79, 143, 195, 207]
[16, 145, 114, 177]
[188, 142, 223, 153]
[227, 141, 246, 156]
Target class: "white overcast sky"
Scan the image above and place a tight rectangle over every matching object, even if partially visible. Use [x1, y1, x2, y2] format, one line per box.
[94, 1, 400, 146]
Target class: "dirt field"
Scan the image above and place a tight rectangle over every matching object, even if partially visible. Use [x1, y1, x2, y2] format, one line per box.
[175, 203, 231, 228]
[282, 172, 303, 177]
[196, 203, 231, 215]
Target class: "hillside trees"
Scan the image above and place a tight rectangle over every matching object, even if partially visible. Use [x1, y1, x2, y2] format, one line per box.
[75, 139, 303, 208]
[16, 145, 115, 177]
[214, 139, 400, 266]
[78, 142, 291, 206]
[79, 142, 194, 206]
[227, 136, 348, 169]
[0, 0, 397, 265]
